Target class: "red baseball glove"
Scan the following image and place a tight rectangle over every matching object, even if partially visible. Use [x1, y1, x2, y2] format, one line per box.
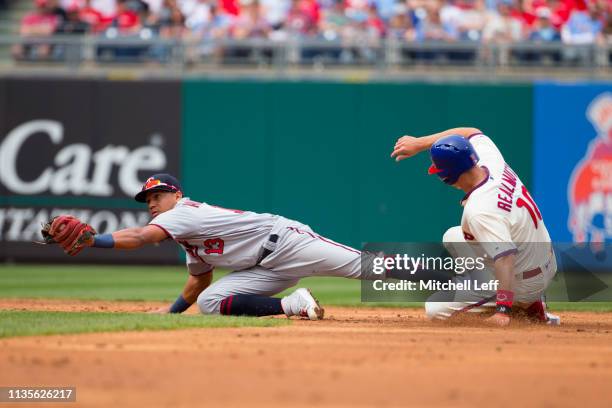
[40, 215, 96, 256]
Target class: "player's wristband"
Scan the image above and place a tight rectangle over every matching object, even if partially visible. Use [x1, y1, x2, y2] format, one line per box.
[495, 304, 512, 315]
[92, 234, 114, 248]
[169, 295, 192, 314]
[495, 290, 514, 315]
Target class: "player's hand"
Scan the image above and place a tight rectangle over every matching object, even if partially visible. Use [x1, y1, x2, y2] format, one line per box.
[485, 312, 511, 327]
[391, 135, 424, 162]
[147, 305, 171, 314]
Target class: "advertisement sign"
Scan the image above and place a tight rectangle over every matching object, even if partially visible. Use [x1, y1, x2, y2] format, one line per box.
[534, 83, 612, 243]
[0, 78, 182, 263]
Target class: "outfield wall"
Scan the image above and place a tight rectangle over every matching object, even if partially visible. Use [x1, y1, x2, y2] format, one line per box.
[0, 78, 609, 263]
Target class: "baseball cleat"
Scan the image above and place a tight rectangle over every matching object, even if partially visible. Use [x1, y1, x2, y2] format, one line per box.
[545, 312, 561, 326]
[524, 300, 561, 325]
[281, 288, 324, 321]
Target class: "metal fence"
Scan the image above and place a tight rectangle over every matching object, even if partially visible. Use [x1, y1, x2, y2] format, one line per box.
[1, 34, 611, 73]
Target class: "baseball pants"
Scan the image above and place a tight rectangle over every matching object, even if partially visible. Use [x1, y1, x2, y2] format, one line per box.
[425, 226, 557, 320]
[197, 223, 364, 314]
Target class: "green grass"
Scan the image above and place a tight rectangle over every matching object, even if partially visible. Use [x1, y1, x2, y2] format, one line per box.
[547, 302, 612, 312]
[0, 265, 190, 301]
[0, 264, 372, 305]
[0, 311, 289, 338]
[0, 265, 611, 311]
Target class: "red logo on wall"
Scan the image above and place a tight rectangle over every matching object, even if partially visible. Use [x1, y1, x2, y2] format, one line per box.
[568, 93, 612, 243]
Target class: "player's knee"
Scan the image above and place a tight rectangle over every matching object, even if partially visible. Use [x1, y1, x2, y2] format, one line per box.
[442, 226, 465, 257]
[442, 226, 464, 245]
[196, 291, 222, 315]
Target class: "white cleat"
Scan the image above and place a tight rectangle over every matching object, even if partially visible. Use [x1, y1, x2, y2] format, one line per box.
[546, 312, 561, 326]
[281, 288, 324, 320]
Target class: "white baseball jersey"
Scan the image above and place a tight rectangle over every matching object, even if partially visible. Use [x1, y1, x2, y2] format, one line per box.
[460, 133, 552, 273]
[150, 198, 284, 272]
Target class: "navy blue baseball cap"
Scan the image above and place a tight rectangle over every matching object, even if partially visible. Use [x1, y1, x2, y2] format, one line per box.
[134, 173, 183, 203]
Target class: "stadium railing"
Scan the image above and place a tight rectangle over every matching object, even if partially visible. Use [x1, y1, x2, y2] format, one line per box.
[0, 34, 610, 73]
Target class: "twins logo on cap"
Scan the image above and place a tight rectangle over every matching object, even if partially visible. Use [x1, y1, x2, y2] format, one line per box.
[142, 177, 178, 192]
[135, 174, 182, 202]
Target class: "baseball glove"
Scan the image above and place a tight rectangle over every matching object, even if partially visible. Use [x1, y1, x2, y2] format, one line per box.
[40, 215, 96, 256]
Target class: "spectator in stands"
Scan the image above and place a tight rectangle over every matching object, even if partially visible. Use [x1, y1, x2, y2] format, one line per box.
[345, 0, 369, 25]
[191, 2, 232, 58]
[559, 1, 604, 63]
[201, 2, 233, 38]
[439, 0, 464, 40]
[92, 0, 117, 17]
[260, 0, 291, 30]
[220, 0, 240, 15]
[150, 0, 186, 38]
[387, 3, 416, 40]
[603, 12, 612, 44]
[48, 0, 69, 21]
[160, 4, 186, 37]
[56, 4, 90, 33]
[365, 4, 386, 38]
[12, 0, 612, 65]
[155, 0, 182, 31]
[547, 0, 573, 29]
[12, 0, 61, 60]
[319, 0, 350, 40]
[454, 0, 487, 41]
[529, 6, 561, 41]
[51, 5, 90, 61]
[80, 0, 108, 32]
[184, 0, 212, 32]
[111, 0, 141, 34]
[482, 0, 523, 43]
[137, 1, 160, 34]
[129, 0, 149, 13]
[414, 0, 459, 42]
[561, 1, 603, 45]
[230, 0, 270, 38]
[373, 0, 398, 21]
[285, 0, 319, 36]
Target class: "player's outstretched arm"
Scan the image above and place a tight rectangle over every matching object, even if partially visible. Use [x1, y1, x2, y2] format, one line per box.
[391, 127, 482, 162]
[40, 216, 169, 256]
[150, 272, 213, 314]
[91, 225, 169, 250]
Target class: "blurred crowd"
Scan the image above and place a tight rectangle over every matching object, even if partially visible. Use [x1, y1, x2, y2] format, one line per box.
[12, 0, 612, 60]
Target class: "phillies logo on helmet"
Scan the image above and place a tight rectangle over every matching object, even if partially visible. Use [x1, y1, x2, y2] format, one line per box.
[568, 93, 612, 243]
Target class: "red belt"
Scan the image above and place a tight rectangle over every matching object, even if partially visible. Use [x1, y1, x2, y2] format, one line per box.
[522, 267, 542, 279]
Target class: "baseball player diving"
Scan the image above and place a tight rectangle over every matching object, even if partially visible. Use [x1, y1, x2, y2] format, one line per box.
[391, 127, 560, 326]
[41, 174, 371, 320]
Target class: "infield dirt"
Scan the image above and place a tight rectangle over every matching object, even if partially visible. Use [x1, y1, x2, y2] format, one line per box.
[1, 299, 612, 408]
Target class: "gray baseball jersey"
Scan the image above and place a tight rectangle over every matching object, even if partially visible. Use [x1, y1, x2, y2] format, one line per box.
[150, 198, 368, 314]
[150, 198, 284, 271]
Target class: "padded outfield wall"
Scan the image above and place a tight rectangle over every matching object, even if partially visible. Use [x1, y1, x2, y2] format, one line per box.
[3, 77, 608, 263]
[181, 81, 533, 248]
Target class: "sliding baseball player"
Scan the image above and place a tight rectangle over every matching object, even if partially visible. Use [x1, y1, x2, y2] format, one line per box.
[391, 127, 560, 326]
